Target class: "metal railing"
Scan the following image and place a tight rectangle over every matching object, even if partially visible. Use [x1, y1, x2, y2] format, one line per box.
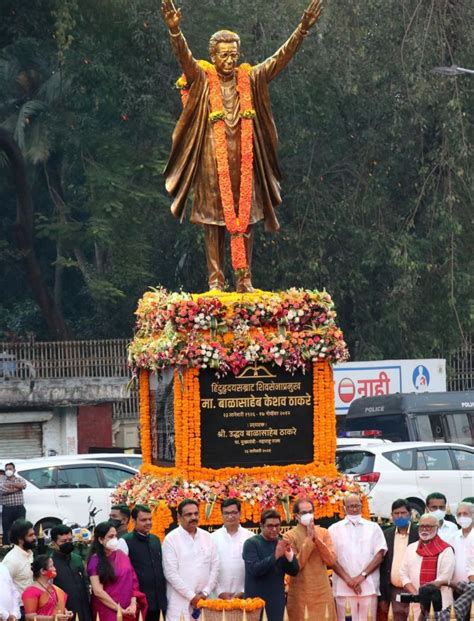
[447, 336, 474, 391]
[0, 339, 130, 379]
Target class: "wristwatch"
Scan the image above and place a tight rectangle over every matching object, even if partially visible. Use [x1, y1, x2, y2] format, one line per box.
[361, 572, 368, 579]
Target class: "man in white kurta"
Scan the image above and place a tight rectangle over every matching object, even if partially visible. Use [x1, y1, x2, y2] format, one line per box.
[211, 499, 253, 598]
[0, 563, 21, 620]
[451, 502, 474, 586]
[163, 500, 219, 621]
[399, 513, 455, 618]
[328, 494, 387, 621]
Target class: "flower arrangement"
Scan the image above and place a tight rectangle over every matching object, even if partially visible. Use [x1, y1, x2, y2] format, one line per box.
[112, 470, 368, 540]
[129, 288, 348, 377]
[197, 598, 265, 611]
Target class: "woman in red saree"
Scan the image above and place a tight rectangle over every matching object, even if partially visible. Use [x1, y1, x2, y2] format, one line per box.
[22, 555, 71, 621]
[87, 522, 148, 621]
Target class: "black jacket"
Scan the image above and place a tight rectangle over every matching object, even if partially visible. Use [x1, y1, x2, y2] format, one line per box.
[123, 531, 167, 613]
[379, 525, 419, 601]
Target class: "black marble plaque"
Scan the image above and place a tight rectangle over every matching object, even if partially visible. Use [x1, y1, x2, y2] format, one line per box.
[200, 364, 314, 468]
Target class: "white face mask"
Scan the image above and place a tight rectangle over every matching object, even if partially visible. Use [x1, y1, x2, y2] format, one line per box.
[346, 514, 362, 524]
[419, 530, 436, 541]
[457, 516, 473, 529]
[430, 509, 446, 522]
[5, 470, 14, 477]
[300, 513, 314, 527]
[105, 537, 119, 551]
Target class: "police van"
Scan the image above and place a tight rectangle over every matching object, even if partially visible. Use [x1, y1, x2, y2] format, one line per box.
[345, 391, 474, 446]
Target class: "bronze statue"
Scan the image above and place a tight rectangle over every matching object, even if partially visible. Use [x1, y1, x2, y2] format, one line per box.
[161, 0, 322, 292]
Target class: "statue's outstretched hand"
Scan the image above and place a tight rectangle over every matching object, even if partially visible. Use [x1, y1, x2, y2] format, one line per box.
[161, 0, 182, 33]
[300, 0, 322, 32]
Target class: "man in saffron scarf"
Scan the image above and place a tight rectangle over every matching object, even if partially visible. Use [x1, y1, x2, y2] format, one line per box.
[161, 0, 322, 292]
[399, 513, 455, 619]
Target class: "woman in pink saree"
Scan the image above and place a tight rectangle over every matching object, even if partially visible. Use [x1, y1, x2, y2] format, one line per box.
[22, 555, 71, 621]
[87, 522, 147, 621]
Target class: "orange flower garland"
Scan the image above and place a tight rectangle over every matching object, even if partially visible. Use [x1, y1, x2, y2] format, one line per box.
[197, 598, 265, 612]
[170, 361, 336, 479]
[176, 62, 255, 271]
[139, 369, 152, 464]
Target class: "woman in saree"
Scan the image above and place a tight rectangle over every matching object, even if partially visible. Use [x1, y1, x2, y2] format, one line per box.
[87, 521, 147, 621]
[22, 555, 71, 621]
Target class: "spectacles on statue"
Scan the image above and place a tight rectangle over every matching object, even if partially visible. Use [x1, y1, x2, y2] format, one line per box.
[216, 52, 240, 61]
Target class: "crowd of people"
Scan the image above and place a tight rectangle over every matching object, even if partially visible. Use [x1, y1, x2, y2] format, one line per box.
[0, 491, 472, 621]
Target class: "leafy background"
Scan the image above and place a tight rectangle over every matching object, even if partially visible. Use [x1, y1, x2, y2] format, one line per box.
[0, 0, 472, 359]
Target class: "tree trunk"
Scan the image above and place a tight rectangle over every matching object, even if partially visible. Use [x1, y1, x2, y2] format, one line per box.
[0, 128, 71, 340]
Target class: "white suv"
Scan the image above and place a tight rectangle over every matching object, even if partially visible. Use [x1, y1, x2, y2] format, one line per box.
[15, 458, 137, 531]
[336, 441, 474, 517]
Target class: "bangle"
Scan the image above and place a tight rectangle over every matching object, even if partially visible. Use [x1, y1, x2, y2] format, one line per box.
[169, 29, 182, 38]
[299, 26, 309, 36]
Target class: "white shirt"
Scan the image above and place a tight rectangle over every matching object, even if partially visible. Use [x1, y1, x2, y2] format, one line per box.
[437, 520, 458, 545]
[0, 564, 21, 620]
[328, 517, 387, 597]
[163, 526, 219, 621]
[399, 541, 455, 610]
[211, 525, 253, 597]
[452, 528, 474, 584]
[1, 545, 34, 594]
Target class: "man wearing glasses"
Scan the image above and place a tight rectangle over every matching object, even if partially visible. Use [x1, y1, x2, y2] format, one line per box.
[329, 493, 387, 621]
[211, 499, 253, 599]
[400, 513, 455, 619]
[283, 497, 336, 619]
[243, 509, 299, 621]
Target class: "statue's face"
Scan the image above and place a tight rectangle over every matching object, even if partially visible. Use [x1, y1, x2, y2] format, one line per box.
[212, 41, 240, 77]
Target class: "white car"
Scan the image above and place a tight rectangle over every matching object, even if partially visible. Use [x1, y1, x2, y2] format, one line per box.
[15, 453, 143, 470]
[15, 458, 137, 531]
[337, 438, 393, 448]
[336, 441, 474, 517]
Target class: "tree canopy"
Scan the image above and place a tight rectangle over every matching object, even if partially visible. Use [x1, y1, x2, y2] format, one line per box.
[0, 0, 472, 359]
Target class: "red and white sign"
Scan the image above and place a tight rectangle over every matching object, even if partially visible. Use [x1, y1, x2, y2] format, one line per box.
[333, 359, 446, 415]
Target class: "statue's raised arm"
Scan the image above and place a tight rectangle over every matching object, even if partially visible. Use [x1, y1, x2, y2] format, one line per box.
[160, 0, 181, 35]
[256, 0, 322, 83]
[161, 0, 200, 82]
[300, 0, 322, 33]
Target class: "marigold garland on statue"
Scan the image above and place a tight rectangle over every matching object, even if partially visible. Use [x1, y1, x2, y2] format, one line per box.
[176, 62, 255, 271]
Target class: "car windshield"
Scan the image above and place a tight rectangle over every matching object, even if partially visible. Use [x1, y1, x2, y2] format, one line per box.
[346, 414, 409, 441]
[336, 450, 375, 475]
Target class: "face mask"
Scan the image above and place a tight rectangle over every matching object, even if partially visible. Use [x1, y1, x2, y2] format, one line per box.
[457, 516, 473, 529]
[105, 537, 119, 551]
[394, 517, 410, 528]
[44, 569, 57, 580]
[300, 513, 314, 527]
[5, 470, 14, 477]
[419, 531, 436, 541]
[109, 519, 122, 529]
[346, 514, 361, 524]
[58, 542, 75, 555]
[430, 509, 446, 522]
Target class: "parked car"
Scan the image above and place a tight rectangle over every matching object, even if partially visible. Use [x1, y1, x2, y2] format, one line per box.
[345, 391, 474, 445]
[337, 437, 393, 448]
[336, 441, 474, 517]
[15, 458, 137, 531]
[19, 453, 143, 470]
